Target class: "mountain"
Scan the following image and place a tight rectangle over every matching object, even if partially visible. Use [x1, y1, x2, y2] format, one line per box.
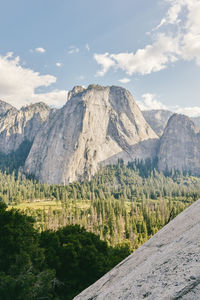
[0, 99, 15, 117]
[74, 198, 200, 300]
[158, 114, 200, 174]
[143, 109, 200, 136]
[142, 109, 173, 136]
[0, 102, 51, 154]
[24, 85, 158, 184]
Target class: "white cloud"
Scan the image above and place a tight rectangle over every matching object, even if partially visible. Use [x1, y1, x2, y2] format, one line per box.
[85, 43, 90, 51]
[0, 52, 67, 108]
[35, 47, 46, 53]
[94, 0, 200, 76]
[68, 45, 80, 54]
[137, 93, 167, 111]
[137, 92, 200, 117]
[56, 62, 62, 67]
[32, 89, 68, 107]
[118, 78, 131, 84]
[94, 53, 116, 76]
[94, 34, 179, 76]
[174, 106, 200, 117]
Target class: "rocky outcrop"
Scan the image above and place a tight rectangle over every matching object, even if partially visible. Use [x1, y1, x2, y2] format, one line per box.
[74, 198, 200, 300]
[0, 100, 16, 117]
[24, 85, 158, 184]
[142, 110, 173, 137]
[158, 114, 200, 174]
[0, 102, 51, 154]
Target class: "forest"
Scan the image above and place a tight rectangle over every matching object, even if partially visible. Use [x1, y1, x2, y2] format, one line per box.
[0, 202, 130, 299]
[0, 159, 200, 298]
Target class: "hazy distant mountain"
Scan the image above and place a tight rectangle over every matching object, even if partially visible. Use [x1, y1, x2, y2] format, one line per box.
[24, 85, 158, 184]
[143, 109, 200, 136]
[142, 110, 173, 137]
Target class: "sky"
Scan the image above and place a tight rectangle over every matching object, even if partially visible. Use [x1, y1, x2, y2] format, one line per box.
[0, 0, 200, 116]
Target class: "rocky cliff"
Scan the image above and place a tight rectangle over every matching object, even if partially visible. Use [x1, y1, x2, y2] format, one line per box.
[0, 99, 15, 117]
[24, 85, 158, 184]
[74, 198, 200, 300]
[158, 114, 200, 174]
[0, 102, 51, 154]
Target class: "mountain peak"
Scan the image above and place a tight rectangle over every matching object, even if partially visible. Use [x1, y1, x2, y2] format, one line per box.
[24, 85, 157, 184]
[0, 99, 17, 117]
[67, 86, 86, 100]
[21, 102, 50, 112]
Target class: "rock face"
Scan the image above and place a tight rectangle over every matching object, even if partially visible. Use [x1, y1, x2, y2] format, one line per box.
[24, 85, 158, 184]
[192, 116, 200, 130]
[142, 110, 173, 137]
[0, 99, 15, 117]
[0, 102, 51, 154]
[158, 114, 200, 174]
[74, 199, 200, 300]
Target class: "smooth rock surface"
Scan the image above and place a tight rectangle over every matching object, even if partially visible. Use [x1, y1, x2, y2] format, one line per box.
[24, 85, 158, 184]
[74, 199, 200, 300]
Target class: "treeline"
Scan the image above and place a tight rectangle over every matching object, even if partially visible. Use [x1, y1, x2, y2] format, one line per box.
[0, 203, 130, 300]
[1, 160, 198, 249]
[27, 197, 188, 250]
[1, 160, 200, 205]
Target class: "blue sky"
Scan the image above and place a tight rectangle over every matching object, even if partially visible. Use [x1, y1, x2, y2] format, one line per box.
[0, 0, 200, 116]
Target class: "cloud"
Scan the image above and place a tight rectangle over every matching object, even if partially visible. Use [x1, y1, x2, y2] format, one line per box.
[137, 93, 167, 111]
[68, 45, 80, 54]
[0, 52, 67, 108]
[137, 92, 200, 117]
[32, 89, 68, 107]
[118, 78, 131, 84]
[35, 47, 46, 53]
[94, 34, 179, 76]
[174, 106, 200, 117]
[94, 0, 200, 76]
[94, 53, 116, 76]
[56, 62, 62, 67]
[85, 43, 90, 51]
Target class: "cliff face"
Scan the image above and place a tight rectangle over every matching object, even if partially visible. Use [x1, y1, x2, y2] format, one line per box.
[0, 102, 51, 154]
[158, 114, 200, 174]
[192, 116, 200, 130]
[74, 199, 200, 300]
[24, 85, 158, 184]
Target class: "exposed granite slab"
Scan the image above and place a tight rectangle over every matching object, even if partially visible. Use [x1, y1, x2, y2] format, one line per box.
[74, 199, 200, 300]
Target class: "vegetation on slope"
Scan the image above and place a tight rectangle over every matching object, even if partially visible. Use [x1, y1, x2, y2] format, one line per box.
[2, 159, 199, 249]
[0, 203, 130, 299]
